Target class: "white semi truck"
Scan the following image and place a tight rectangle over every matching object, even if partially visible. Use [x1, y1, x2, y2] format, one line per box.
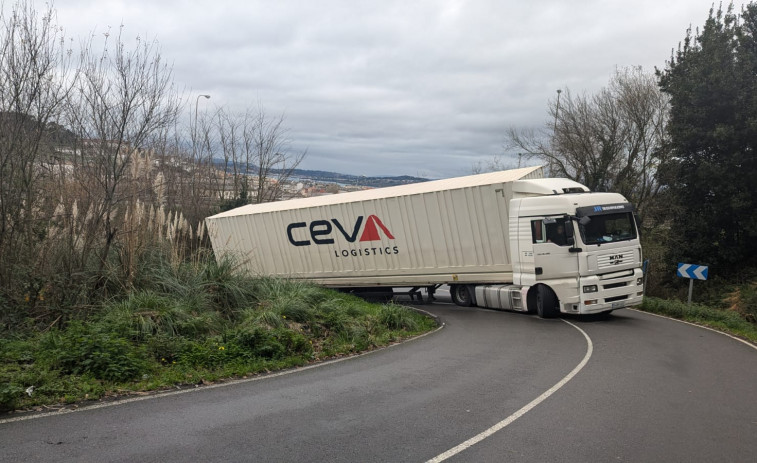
[205, 166, 644, 317]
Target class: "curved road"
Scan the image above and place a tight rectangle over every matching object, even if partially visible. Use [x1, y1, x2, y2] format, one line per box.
[2, 299, 756, 462]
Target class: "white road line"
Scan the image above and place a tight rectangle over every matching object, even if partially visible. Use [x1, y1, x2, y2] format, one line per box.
[426, 319, 594, 463]
[630, 308, 757, 351]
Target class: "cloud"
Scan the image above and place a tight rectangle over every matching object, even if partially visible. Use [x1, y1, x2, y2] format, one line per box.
[50, 0, 716, 178]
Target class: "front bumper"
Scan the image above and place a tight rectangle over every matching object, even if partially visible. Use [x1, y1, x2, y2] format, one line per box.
[565, 268, 644, 314]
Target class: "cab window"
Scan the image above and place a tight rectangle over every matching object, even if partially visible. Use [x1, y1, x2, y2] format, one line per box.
[531, 220, 545, 243]
[532, 218, 570, 246]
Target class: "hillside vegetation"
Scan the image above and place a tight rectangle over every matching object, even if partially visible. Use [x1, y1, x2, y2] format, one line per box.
[0, 249, 436, 412]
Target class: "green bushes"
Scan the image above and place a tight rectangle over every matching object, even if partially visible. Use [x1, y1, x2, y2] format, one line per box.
[0, 250, 436, 412]
[40, 322, 148, 382]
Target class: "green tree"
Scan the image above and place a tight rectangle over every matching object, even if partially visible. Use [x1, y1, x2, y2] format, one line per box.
[657, 2, 757, 272]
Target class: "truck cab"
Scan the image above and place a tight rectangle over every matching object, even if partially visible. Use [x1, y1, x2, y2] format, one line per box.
[470, 179, 644, 317]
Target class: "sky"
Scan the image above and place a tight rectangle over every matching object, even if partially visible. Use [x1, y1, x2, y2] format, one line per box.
[48, 0, 723, 179]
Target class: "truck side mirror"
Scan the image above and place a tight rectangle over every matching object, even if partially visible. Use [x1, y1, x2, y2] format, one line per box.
[564, 221, 574, 239]
[565, 222, 574, 246]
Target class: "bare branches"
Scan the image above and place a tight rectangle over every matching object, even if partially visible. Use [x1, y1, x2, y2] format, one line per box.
[0, 1, 305, 325]
[62, 25, 181, 287]
[205, 105, 306, 206]
[507, 67, 671, 220]
[0, 1, 74, 292]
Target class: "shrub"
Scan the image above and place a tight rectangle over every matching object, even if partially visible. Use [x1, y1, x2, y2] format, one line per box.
[99, 291, 225, 340]
[40, 322, 148, 382]
[240, 308, 284, 329]
[176, 338, 229, 368]
[0, 382, 24, 411]
[270, 296, 312, 324]
[232, 327, 312, 360]
[201, 255, 258, 312]
[377, 304, 419, 331]
[145, 334, 191, 364]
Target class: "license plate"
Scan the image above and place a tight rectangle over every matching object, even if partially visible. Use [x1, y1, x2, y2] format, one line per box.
[611, 301, 625, 309]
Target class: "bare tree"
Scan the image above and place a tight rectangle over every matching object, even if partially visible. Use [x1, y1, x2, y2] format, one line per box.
[246, 106, 306, 203]
[507, 67, 670, 220]
[213, 107, 245, 202]
[471, 154, 516, 174]
[65, 25, 181, 287]
[0, 1, 74, 301]
[209, 105, 306, 207]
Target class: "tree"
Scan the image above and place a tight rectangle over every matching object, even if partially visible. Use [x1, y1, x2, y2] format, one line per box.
[205, 105, 306, 205]
[507, 67, 671, 222]
[65, 25, 181, 288]
[0, 1, 74, 304]
[657, 2, 757, 271]
[470, 154, 515, 174]
[247, 107, 306, 204]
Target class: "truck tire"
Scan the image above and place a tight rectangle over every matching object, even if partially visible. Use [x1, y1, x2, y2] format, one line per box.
[536, 285, 559, 318]
[450, 285, 475, 307]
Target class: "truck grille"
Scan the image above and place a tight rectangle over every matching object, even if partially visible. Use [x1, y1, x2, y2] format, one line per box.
[598, 252, 632, 270]
[603, 282, 627, 290]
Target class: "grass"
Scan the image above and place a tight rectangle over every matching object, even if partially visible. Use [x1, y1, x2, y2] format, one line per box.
[0, 253, 437, 413]
[639, 297, 757, 345]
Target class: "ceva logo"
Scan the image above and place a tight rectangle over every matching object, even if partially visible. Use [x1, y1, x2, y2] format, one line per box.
[286, 215, 394, 247]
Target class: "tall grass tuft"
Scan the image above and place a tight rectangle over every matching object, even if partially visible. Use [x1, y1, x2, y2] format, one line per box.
[100, 291, 225, 340]
[377, 303, 420, 331]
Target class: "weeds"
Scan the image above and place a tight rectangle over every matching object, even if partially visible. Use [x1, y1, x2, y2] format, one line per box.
[640, 297, 757, 344]
[0, 249, 436, 412]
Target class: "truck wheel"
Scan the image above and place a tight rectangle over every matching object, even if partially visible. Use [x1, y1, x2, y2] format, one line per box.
[536, 285, 558, 318]
[450, 285, 474, 307]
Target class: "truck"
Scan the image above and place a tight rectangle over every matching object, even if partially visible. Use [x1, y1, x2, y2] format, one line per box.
[205, 166, 644, 317]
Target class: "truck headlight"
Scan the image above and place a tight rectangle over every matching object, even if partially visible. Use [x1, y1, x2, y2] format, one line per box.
[583, 285, 598, 293]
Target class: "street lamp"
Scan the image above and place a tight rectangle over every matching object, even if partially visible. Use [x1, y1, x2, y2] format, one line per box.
[554, 89, 562, 132]
[195, 94, 210, 132]
[193, 94, 210, 158]
[551, 89, 562, 176]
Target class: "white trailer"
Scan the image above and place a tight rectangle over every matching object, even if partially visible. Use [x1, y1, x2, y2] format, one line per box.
[206, 166, 644, 317]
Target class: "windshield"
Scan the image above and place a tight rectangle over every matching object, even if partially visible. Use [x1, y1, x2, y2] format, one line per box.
[580, 212, 637, 245]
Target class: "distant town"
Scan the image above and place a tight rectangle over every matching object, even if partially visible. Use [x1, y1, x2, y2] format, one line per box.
[268, 168, 430, 196]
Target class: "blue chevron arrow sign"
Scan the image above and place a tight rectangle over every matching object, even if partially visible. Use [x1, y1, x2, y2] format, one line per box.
[677, 263, 709, 280]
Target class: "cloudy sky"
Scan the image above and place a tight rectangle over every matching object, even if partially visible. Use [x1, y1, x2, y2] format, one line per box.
[51, 0, 721, 179]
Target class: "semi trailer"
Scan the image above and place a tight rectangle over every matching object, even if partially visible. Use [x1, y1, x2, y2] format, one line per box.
[205, 166, 644, 317]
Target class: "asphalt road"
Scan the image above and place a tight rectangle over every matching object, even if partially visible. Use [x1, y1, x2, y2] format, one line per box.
[2, 298, 756, 462]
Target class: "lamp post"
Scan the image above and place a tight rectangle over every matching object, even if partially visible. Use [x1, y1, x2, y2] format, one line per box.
[193, 94, 210, 158]
[194, 94, 210, 135]
[551, 89, 562, 175]
[554, 89, 562, 132]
